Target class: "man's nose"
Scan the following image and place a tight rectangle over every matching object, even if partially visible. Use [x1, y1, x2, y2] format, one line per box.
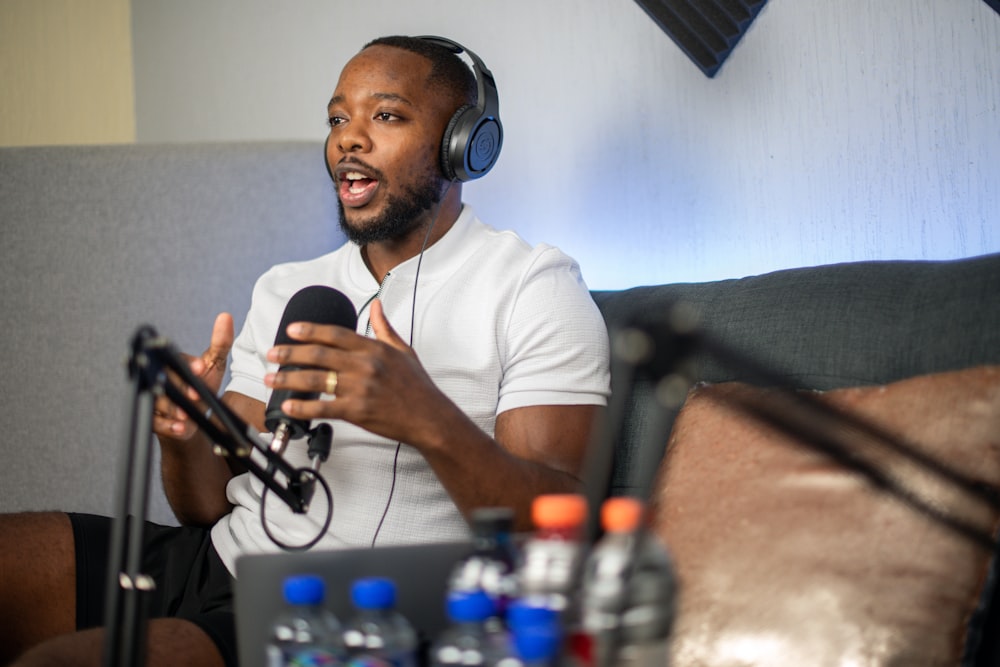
[336, 121, 372, 154]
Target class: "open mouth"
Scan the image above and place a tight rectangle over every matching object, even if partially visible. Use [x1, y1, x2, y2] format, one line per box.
[337, 170, 380, 208]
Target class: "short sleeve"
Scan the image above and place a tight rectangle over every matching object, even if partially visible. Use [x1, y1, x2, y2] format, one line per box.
[497, 245, 611, 413]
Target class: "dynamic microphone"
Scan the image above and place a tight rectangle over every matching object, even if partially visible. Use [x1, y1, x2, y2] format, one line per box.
[264, 285, 358, 456]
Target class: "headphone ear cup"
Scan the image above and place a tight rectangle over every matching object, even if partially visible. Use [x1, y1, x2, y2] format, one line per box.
[441, 104, 503, 182]
[440, 104, 473, 182]
[441, 104, 503, 181]
[466, 116, 502, 176]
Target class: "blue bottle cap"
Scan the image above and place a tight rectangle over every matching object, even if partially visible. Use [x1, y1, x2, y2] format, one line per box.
[506, 601, 558, 629]
[446, 590, 496, 622]
[512, 624, 561, 662]
[283, 574, 326, 606]
[351, 577, 396, 609]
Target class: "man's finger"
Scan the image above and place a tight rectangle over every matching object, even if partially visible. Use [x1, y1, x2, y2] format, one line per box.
[203, 312, 235, 371]
[369, 299, 408, 350]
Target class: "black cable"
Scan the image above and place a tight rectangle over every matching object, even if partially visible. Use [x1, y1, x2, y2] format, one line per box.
[370, 183, 454, 547]
[260, 469, 334, 551]
[370, 442, 403, 547]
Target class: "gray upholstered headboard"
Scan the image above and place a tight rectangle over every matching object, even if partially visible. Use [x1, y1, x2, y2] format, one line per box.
[0, 142, 343, 524]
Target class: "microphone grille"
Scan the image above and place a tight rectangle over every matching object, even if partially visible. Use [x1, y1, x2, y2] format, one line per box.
[274, 286, 358, 345]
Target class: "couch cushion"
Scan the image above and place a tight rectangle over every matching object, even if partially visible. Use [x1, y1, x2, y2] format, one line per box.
[650, 365, 1000, 666]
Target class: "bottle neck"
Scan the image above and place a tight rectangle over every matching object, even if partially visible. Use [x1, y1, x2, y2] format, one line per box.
[534, 524, 581, 541]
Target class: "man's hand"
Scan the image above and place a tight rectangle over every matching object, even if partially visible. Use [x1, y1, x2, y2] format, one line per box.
[263, 299, 455, 447]
[153, 312, 235, 441]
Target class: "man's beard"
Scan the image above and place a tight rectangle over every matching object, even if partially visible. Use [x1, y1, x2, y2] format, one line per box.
[337, 169, 443, 246]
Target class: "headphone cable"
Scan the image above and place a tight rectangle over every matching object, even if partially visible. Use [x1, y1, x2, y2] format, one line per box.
[370, 182, 455, 547]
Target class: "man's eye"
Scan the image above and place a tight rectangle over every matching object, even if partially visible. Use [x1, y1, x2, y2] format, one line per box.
[328, 116, 346, 127]
[376, 112, 398, 122]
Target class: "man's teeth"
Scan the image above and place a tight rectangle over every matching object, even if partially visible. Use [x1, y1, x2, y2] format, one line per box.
[344, 172, 372, 194]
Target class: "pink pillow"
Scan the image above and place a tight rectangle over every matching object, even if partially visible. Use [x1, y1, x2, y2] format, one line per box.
[650, 366, 1000, 666]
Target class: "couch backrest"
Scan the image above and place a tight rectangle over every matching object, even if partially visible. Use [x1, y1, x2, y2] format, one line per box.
[0, 143, 342, 523]
[591, 253, 1000, 498]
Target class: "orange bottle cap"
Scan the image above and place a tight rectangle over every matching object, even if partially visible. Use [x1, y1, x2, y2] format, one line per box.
[601, 497, 644, 532]
[532, 494, 587, 528]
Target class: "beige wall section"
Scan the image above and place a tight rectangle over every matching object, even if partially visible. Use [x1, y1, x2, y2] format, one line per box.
[0, 0, 135, 146]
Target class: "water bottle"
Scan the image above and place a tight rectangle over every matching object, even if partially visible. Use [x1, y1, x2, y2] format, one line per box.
[516, 494, 588, 615]
[448, 507, 519, 623]
[430, 590, 508, 667]
[578, 497, 677, 667]
[266, 574, 344, 667]
[342, 577, 418, 667]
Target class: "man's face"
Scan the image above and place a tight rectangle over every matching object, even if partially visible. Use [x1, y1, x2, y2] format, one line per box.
[326, 45, 455, 245]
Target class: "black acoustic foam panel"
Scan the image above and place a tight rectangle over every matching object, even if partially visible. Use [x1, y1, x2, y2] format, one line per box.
[634, 0, 769, 78]
[637, 1, 999, 78]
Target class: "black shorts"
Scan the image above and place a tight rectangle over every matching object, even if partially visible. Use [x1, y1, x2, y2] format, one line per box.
[69, 512, 237, 667]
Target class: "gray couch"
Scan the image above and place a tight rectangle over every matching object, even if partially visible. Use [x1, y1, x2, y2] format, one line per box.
[2, 143, 998, 666]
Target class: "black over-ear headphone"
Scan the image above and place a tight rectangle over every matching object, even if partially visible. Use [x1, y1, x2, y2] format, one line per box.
[417, 35, 503, 182]
[325, 36, 503, 184]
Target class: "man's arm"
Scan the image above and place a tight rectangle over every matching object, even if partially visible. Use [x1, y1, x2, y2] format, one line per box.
[152, 313, 267, 527]
[264, 300, 602, 531]
[417, 401, 600, 531]
[157, 390, 266, 526]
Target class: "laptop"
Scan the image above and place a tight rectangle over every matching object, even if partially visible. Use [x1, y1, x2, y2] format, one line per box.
[234, 540, 474, 667]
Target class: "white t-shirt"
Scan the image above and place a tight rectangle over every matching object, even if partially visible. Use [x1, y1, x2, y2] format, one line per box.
[211, 206, 610, 575]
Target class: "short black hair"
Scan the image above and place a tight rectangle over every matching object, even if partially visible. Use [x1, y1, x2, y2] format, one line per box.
[363, 36, 478, 108]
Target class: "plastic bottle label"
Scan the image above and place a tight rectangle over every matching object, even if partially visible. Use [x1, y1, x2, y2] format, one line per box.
[269, 648, 340, 667]
[346, 655, 412, 667]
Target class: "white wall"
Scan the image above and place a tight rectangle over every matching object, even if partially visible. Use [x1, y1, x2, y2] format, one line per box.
[132, 0, 1000, 289]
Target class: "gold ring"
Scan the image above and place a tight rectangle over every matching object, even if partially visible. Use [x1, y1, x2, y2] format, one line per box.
[324, 370, 338, 395]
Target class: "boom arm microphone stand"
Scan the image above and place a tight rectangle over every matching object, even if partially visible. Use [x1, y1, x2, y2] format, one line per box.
[102, 325, 322, 667]
[582, 302, 1000, 667]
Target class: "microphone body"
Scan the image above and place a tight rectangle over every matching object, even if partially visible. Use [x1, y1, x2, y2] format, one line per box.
[264, 286, 358, 455]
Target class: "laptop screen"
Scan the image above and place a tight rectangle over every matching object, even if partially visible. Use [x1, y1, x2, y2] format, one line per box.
[234, 540, 474, 667]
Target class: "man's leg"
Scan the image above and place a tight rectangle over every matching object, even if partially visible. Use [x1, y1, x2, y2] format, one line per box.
[0, 512, 76, 663]
[0, 512, 226, 667]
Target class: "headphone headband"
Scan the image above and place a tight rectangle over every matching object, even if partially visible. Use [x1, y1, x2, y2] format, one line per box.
[417, 35, 504, 182]
[416, 36, 501, 125]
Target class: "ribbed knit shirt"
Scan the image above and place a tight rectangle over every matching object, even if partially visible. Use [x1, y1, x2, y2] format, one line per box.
[212, 206, 610, 575]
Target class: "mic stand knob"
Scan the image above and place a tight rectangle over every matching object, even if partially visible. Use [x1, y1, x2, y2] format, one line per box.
[269, 421, 293, 455]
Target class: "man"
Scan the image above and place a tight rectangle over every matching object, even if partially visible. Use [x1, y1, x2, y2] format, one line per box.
[0, 36, 609, 666]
